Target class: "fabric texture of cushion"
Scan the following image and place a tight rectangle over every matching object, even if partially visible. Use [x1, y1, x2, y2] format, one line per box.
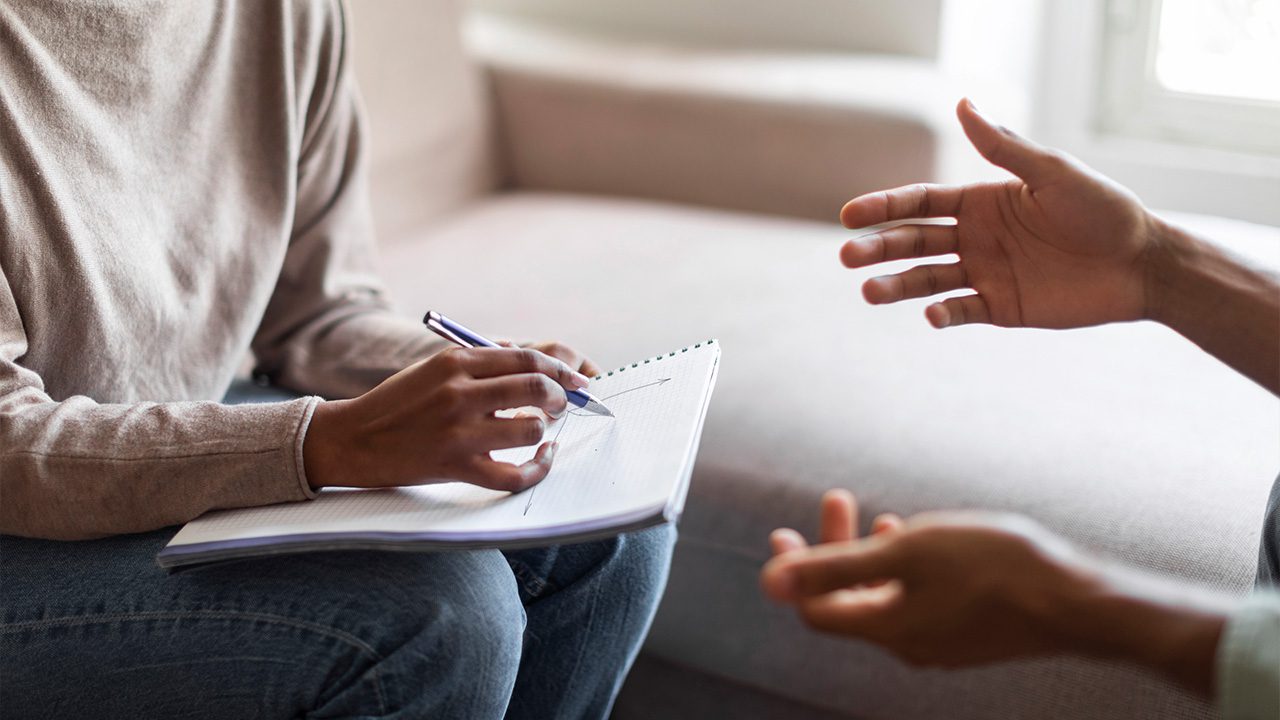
[376, 191, 1280, 720]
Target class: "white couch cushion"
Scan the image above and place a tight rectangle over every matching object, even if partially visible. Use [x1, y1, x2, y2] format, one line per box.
[377, 192, 1280, 719]
[465, 14, 956, 222]
[348, 0, 497, 235]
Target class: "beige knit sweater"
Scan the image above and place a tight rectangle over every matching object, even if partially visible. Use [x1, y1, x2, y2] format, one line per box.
[0, 0, 442, 539]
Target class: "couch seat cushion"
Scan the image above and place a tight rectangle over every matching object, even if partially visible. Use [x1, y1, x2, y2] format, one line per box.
[377, 191, 1280, 720]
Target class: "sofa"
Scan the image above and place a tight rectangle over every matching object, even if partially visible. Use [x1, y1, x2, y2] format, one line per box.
[339, 3, 1280, 718]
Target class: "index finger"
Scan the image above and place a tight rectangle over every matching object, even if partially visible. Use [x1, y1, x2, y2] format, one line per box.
[819, 489, 857, 544]
[840, 183, 965, 229]
[453, 347, 591, 391]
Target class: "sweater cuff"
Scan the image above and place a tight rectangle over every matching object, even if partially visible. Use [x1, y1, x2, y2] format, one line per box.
[290, 396, 322, 500]
[1216, 591, 1280, 720]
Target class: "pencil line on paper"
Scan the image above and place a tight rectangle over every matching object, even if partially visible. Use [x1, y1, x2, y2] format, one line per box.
[523, 414, 573, 516]
[522, 377, 671, 516]
[568, 378, 672, 416]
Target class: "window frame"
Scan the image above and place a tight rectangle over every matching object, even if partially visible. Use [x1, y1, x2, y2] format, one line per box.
[1097, 0, 1280, 156]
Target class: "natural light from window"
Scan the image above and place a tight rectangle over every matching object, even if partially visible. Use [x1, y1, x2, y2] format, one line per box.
[1154, 0, 1280, 103]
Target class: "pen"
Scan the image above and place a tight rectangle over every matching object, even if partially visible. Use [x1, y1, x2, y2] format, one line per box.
[424, 311, 615, 417]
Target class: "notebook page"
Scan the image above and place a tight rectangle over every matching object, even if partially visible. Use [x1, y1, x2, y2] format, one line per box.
[163, 342, 719, 551]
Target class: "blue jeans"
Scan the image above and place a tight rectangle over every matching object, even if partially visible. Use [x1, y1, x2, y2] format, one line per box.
[0, 524, 674, 719]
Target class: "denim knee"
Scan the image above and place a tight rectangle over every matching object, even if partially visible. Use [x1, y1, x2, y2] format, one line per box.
[295, 550, 528, 718]
[386, 556, 528, 715]
[614, 523, 678, 604]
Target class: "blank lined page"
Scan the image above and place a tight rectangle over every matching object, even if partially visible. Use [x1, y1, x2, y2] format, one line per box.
[163, 342, 720, 554]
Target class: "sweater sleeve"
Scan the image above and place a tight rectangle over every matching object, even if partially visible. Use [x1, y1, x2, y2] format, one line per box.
[0, 268, 321, 540]
[249, 0, 445, 401]
[1216, 591, 1280, 720]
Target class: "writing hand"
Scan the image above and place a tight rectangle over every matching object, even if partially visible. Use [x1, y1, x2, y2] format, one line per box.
[840, 99, 1157, 330]
[519, 341, 604, 378]
[304, 346, 593, 492]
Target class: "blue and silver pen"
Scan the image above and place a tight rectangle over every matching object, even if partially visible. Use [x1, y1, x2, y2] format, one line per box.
[424, 311, 614, 417]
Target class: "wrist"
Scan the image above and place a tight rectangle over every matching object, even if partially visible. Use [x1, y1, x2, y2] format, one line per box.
[1049, 560, 1230, 697]
[303, 399, 352, 490]
[1140, 214, 1280, 393]
[1141, 213, 1202, 327]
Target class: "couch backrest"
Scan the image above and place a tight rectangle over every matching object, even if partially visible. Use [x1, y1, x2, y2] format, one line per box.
[347, 0, 497, 241]
[472, 0, 943, 57]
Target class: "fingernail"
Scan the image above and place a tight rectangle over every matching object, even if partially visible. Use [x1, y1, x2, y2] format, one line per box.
[570, 372, 590, 389]
[545, 442, 559, 461]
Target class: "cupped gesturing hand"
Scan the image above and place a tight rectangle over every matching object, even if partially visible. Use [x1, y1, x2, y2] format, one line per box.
[840, 99, 1159, 330]
[304, 346, 596, 493]
[761, 496, 1096, 668]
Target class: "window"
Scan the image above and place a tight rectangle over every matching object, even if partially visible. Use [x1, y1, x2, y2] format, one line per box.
[1099, 0, 1280, 155]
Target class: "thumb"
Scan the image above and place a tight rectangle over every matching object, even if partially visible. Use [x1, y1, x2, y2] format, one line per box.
[763, 535, 903, 601]
[957, 98, 1065, 188]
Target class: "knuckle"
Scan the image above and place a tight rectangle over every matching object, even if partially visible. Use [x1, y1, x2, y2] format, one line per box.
[1042, 149, 1070, 168]
[523, 373, 548, 399]
[516, 348, 542, 372]
[522, 418, 546, 445]
[912, 226, 927, 257]
[436, 424, 465, 450]
[437, 381, 469, 415]
[913, 183, 932, 217]
[539, 375, 561, 401]
[437, 347, 465, 371]
[865, 233, 887, 263]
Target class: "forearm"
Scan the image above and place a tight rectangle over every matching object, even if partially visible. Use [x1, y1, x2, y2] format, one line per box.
[1, 394, 319, 539]
[1145, 216, 1280, 395]
[1049, 561, 1234, 698]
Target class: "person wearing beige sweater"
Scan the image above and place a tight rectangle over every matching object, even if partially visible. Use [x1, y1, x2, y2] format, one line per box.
[0, 2, 672, 717]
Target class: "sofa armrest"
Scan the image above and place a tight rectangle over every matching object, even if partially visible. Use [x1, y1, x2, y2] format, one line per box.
[465, 14, 959, 223]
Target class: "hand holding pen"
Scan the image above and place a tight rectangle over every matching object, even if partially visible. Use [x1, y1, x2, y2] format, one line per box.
[302, 319, 608, 493]
[425, 311, 615, 417]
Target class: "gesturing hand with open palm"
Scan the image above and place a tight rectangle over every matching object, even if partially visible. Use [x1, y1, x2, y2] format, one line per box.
[841, 99, 1158, 330]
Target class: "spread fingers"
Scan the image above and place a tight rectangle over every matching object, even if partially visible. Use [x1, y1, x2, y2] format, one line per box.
[863, 263, 969, 305]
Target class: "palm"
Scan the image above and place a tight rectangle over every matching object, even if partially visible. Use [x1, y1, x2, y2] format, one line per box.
[954, 174, 1149, 329]
[841, 99, 1154, 331]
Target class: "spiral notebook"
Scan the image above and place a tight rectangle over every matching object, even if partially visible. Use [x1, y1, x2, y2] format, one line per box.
[157, 341, 721, 568]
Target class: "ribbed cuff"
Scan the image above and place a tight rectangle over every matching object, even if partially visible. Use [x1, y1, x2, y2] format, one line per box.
[290, 396, 323, 500]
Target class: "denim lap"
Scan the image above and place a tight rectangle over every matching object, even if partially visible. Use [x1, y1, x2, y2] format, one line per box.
[1, 524, 675, 719]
